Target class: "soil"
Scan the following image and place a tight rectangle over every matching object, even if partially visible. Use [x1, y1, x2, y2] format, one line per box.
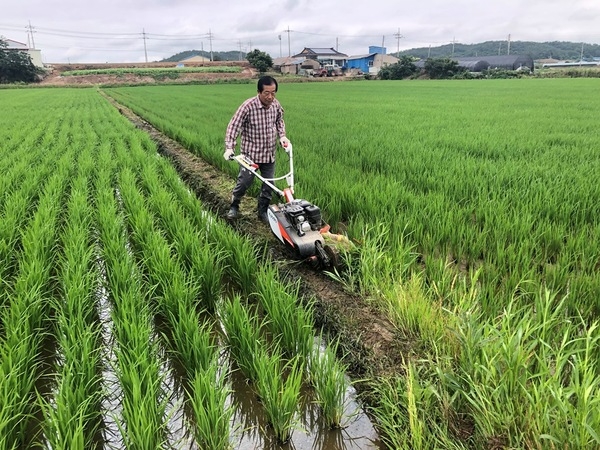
[106, 95, 409, 381]
[39, 61, 257, 86]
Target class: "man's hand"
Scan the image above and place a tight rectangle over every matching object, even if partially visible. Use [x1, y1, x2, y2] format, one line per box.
[280, 137, 291, 153]
[224, 148, 235, 160]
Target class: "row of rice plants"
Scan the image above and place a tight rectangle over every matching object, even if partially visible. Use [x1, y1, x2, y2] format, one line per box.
[116, 163, 233, 448]
[0, 149, 71, 447]
[41, 150, 104, 448]
[94, 146, 169, 448]
[0, 114, 74, 320]
[220, 295, 303, 442]
[104, 79, 600, 448]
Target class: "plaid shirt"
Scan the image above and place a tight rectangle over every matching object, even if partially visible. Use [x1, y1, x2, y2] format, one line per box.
[225, 95, 286, 164]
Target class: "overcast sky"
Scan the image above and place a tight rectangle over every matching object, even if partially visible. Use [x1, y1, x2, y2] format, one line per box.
[2, 0, 599, 63]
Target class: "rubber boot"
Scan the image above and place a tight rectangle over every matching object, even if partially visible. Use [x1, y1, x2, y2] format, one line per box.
[257, 197, 270, 223]
[226, 198, 240, 220]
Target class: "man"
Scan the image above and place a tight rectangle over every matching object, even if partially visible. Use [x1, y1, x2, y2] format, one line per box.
[224, 75, 290, 222]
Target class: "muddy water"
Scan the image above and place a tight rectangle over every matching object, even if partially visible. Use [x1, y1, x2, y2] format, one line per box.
[93, 230, 382, 449]
[228, 362, 382, 450]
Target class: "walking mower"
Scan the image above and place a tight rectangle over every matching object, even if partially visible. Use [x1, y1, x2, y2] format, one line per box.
[230, 143, 343, 270]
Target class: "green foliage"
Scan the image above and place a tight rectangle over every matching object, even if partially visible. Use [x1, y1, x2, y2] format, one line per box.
[246, 48, 273, 73]
[0, 39, 40, 84]
[378, 56, 418, 80]
[424, 57, 467, 79]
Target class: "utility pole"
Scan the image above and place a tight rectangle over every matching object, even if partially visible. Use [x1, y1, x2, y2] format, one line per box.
[278, 35, 282, 58]
[142, 28, 148, 63]
[427, 44, 431, 58]
[285, 26, 291, 57]
[208, 29, 213, 61]
[27, 20, 36, 49]
[451, 36, 456, 57]
[580, 42, 584, 63]
[393, 28, 403, 57]
[507, 33, 511, 55]
[336, 37, 338, 51]
[381, 35, 385, 50]
[238, 40, 243, 61]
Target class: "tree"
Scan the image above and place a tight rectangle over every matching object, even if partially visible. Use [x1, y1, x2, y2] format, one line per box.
[246, 49, 273, 73]
[424, 57, 466, 79]
[0, 39, 40, 83]
[378, 56, 418, 80]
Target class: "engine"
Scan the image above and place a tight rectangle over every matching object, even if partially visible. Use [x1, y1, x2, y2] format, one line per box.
[280, 200, 323, 236]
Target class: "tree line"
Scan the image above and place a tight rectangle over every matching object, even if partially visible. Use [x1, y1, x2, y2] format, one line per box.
[396, 40, 600, 61]
[0, 39, 41, 83]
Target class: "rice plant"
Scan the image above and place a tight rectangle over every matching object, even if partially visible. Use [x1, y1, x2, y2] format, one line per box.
[253, 347, 303, 443]
[220, 295, 264, 382]
[186, 355, 234, 450]
[256, 265, 314, 364]
[309, 340, 349, 429]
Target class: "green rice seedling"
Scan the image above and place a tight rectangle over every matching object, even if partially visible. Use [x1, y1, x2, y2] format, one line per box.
[309, 340, 349, 429]
[0, 340, 42, 448]
[256, 265, 313, 364]
[253, 348, 303, 443]
[223, 233, 261, 296]
[187, 356, 234, 450]
[166, 303, 217, 378]
[220, 295, 264, 382]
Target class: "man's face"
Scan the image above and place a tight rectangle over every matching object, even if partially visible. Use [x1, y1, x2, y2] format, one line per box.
[258, 84, 277, 107]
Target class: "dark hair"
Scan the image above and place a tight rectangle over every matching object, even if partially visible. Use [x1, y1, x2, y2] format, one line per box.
[257, 76, 278, 93]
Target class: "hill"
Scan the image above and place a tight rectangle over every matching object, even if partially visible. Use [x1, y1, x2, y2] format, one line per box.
[396, 40, 600, 61]
[161, 50, 244, 62]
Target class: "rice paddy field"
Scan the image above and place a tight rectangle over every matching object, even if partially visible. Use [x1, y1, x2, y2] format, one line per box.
[1, 77, 599, 449]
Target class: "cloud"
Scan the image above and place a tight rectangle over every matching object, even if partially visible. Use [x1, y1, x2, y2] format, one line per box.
[2, 0, 599, 63]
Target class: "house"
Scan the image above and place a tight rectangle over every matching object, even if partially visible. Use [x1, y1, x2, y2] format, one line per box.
[345, 46, 398, 74]
[180, 55, 210, 63]
[291, 47, 348, 68]
[272, 56, 320, 75]
[2, 38, 44, 67]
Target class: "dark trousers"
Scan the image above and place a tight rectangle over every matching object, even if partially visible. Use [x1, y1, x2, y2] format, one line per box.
[231, 161, 275, 204]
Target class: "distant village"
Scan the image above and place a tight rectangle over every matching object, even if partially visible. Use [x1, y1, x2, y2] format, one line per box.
[4, 36, 600, 77]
